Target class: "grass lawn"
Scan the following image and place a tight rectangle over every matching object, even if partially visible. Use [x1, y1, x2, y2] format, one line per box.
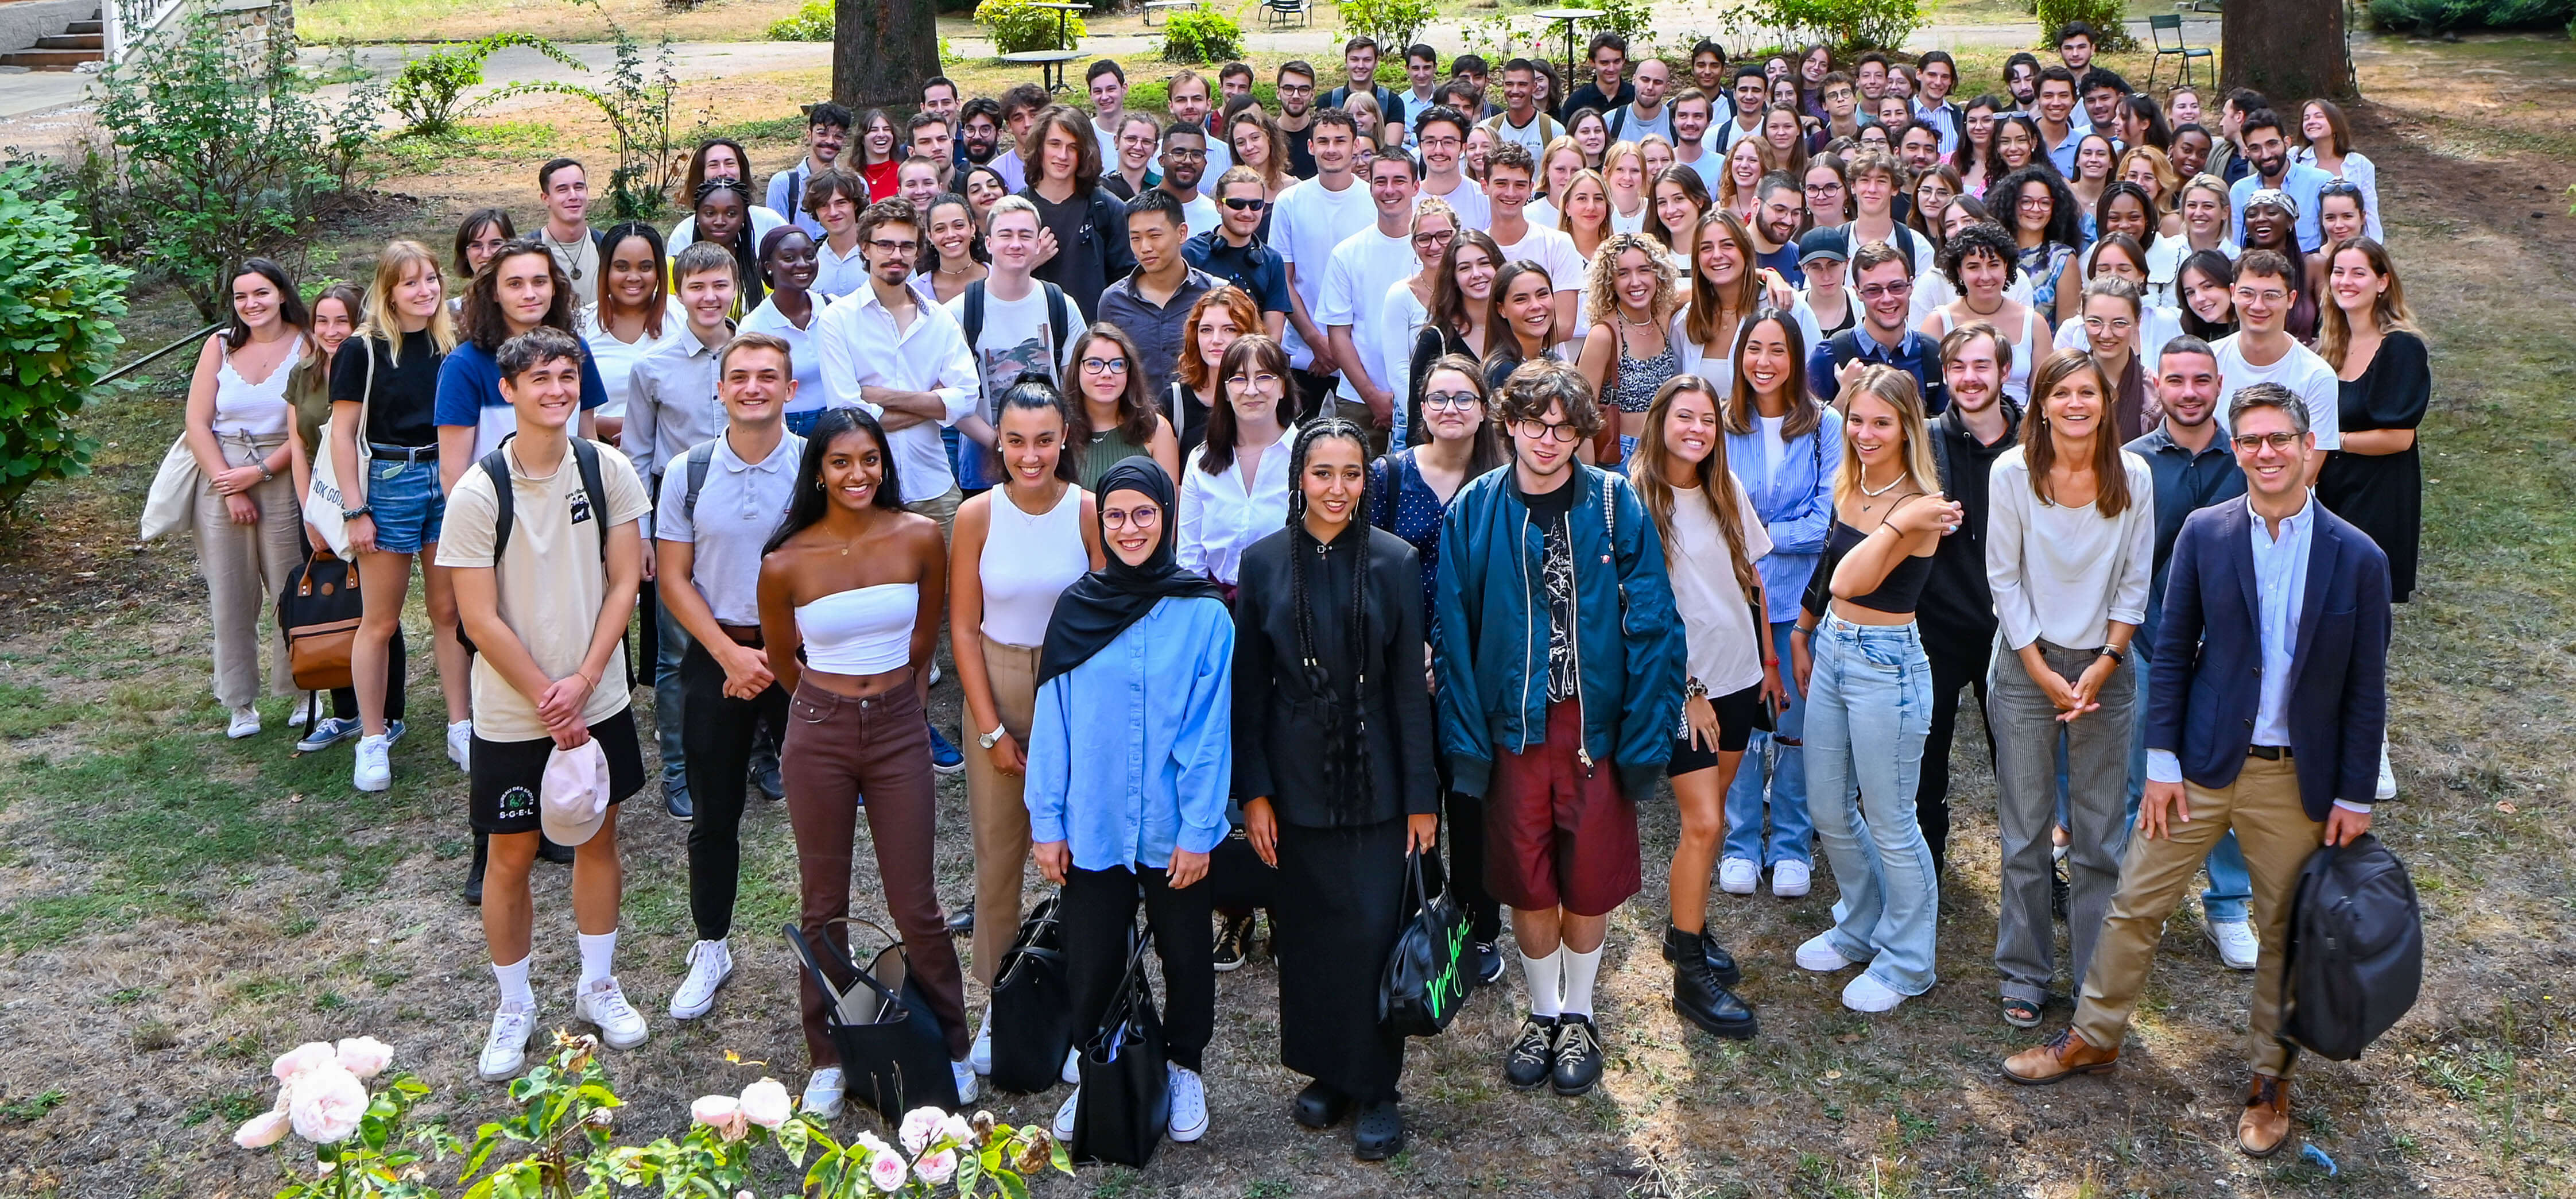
[3, 28, 2575, 1199]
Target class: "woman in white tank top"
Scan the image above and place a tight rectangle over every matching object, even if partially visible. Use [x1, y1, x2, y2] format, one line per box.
[183, 258, 311, 737]
[945, 377, 1105, 1038]
[1917, 221, 2041, 403]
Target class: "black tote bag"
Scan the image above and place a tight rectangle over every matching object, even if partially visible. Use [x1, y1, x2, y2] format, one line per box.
[784, 919, 962, 1121]
[1072, 929, 1168, 1167]
[987, 895, 1075, 1094]
[1380, 848, 1473, 1038]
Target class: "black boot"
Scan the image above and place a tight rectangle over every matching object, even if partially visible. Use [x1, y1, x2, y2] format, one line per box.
[1668, 927, 1759, 1041]
[1661, 922, 1742, 988]
[462, 831, 488, 906]
[537, 836, 575, 865]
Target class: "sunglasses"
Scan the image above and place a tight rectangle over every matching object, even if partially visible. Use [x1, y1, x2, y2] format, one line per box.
[1222, 196, 1269, 212]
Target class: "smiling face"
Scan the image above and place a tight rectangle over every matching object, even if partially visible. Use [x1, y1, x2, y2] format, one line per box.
[1117, 121, 1157, 171]
[2180, 264, 2233, 324]
[1607, 152, 1644, 198]
[816, 191, 859, 237]
[2101, 192, 2150, 242]
[697, 189, 747, 244]
[1563, 175, 1609, 230]
[1089, 71, 1126, 115]
[2075, 137, 2113, 181]
[1642, 140, 1673, 177]
[898, 161, 942, 211]
[2242, 202, 2290, 252]
[927, 202, 975, 265]
[605, 235, 659, 311]
[1913, 173, 1954, 222]
[1101, 488, 1161, 565]
[2230, 403, 2311, 502]
[541, 163, 588, 226]
[2014, 181, 2054, 235]
[2327, 246, 2387, 317]
[1452, 242, 1497, 302]
[2170, 127, 2212, 177]
[2182, 186, 2226, 239]
[2079, 293, 2137, 356]
[1222, 356, 1286, 428]
[229, 270, 281, 332]
[1419, 367, 1486, 443]
[762, 229, 820, 294]
[966, 170, 1006, 215]
[499, 353, 583, 433]
[960, 111, 998, 160]
[1509, 398, 1579, 478]
[1758, 187, 1803, 245]
[394, 256, 443, 322]
[1040, 125, 1082, 185]
[311, 295, 354, 357]
[1996, 120, 2035, 167]
[1958, 244, 2009, 301]
[675, 264, 738, 331]
[987, 208, 1039, 274]
[996, 400, 1066, 486]
[719, 345, 793, 424]
[1299, 434, 1366, 532]
[1738, 317, 1793, 400]
[1410, 211, 1456, 269]
[1501, 270, 1555, 346]
[1846, 390, 1907, 469]
[1612, 246, 1661, 315]
[2320, 195, 2365, 245]
[2155, 350, 2219, 428]
[1696, 221, 1745, 288]
[1942, 331, 2002, 414]
[1653, 180, 1701, 239]
[1076, 337, 1130, 404]
[1729, 138, 1765, 189]
[701, 144, 744, 181]
[1277, 69, 1315, 117]
[820, 427, 888, 512]
[493, 251, 556, 333]
[1659, 384, 1722, 467]
[2040, 359, 2106, 443]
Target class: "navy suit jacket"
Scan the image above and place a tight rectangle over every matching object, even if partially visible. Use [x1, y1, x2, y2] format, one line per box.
[2144, 498, 2392, 822]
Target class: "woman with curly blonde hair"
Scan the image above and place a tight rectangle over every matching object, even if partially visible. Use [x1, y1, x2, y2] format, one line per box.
[1574, 231, 1684, 467]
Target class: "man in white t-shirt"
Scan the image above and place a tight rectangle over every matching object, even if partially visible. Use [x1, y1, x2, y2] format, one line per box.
[2211, 250, 2341, 485]
[945, 196, 1082, 494]
[1268, 109, 1374, 416]
[1321, 152, 1424, 435]
[1413, 106, 1489, 229]
[1481, 141, 1583, 335]
[1669, 89, 1716, 181]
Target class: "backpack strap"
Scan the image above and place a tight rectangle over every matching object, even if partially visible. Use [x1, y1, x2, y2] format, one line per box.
[961, 279, 988, 347]
[572, 439, 612, 563]
[683, 440, 718, 521]
[1042, 281, 1071, 353]
[479, 443, 517, 562]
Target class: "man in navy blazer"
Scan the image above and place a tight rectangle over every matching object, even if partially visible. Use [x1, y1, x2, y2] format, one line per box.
[2001, 382, 2392, 1161]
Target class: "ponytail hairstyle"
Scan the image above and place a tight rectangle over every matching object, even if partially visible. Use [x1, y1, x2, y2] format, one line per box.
[766, 407, 904, 554]
[2018, 348, 2133, 519]
[692, 178, 768, 308]
[1282, 416, 1378, 823]
[1630, 373, 1764, 603]
[994, 371, 1081, 485]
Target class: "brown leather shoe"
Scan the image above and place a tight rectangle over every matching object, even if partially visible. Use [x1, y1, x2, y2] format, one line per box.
[2237, 1073, 2293, 1157]
[2000, 1028, 2119, 1085]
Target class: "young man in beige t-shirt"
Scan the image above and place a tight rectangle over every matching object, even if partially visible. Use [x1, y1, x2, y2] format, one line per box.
[439, 327, 651, 1082]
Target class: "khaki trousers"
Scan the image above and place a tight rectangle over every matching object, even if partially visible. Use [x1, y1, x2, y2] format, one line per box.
[2073, 754, 2323, 1076]
[963, 634, 1039, 986]
[192, 436, 302, 707]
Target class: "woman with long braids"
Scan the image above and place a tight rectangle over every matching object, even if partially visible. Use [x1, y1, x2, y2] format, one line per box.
[1233, 418, 1439, 1161]
[671, 138, 788, 251]
[681, 179, 769, 316]
[1630, 374, 1771, 1038]
[756, 408, 976, 1118]
[1787, 365, 1960, 1014]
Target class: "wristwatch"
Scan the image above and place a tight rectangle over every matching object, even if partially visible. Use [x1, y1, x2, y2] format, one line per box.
[977, 724, 1007, 750]
[339, 505, 373, 521]
[1682, 677, 1710, 703]
[2098, 645, 2126, 666]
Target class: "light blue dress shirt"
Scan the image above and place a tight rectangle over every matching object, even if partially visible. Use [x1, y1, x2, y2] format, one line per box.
[1024, 595, 1236, 872]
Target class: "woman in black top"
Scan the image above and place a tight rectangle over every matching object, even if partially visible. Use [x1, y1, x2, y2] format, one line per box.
[1404, 230, 1502, 447]
[1481, 260, 1563, 395]
[2314, 237, 2428, 602]
[1234, 419, 1439, 1162]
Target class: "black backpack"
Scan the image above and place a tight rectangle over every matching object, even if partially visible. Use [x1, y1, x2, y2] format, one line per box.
[2281, 833, 2423, 1062]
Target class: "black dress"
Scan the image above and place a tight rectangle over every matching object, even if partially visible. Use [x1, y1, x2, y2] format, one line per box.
[2315, 330, 2428, 602]
[1232, 523, 1440, 1103]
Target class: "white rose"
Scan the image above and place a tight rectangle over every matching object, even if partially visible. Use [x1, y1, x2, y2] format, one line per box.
[286, 1065, 369, 1144]
[271, 1042, 338, 1083]
[739, 1077, 793, 1128]
[898, 1105, 946, 1155]
[691, 1094, 748, 1142]
[914, 1146, 958, 1186]
[232, 1110, 291, 1148]
[334, 1036, 394, 1081]
[867, 1148, 909, 1193]
[938, 1113, 973, 1147]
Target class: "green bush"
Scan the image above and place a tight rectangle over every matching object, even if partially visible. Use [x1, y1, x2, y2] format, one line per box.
[975, 0, 1083, 54]
[388, 32, 585, 136]
[0, 163, 129, 518]
[2365, 0, 2573, 30]
[1338, 0, 1438, 48]
[768, 0, 834, 40]
[1733, 0, 1924, 53]
[2032, 0, 2135, 52]
[1161, 9, 1244, 63]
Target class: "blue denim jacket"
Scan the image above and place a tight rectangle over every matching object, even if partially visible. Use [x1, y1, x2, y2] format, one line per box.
[1725, 405, 1844, 625]
[1025, 596, 1237, 872]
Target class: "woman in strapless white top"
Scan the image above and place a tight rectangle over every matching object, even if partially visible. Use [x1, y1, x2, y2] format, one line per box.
[944, 378, 1105, 1010]
[184, 258, 311, 737]
[755, 407, 979, 1118]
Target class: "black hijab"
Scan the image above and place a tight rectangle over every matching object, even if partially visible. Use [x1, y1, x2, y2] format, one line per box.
[1036, 459, 1225, 689]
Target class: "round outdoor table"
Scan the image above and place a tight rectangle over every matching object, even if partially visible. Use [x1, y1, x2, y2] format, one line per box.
[1529, 8, 1605, 90]
[999, 49, 1083, 94]
[1032, 1, 1088, 51]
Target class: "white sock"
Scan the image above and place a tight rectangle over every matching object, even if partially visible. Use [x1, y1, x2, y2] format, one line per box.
[2376, 736, 2397, 800]
[578, 929, 618, 990]
[1519, 947, 1563, 1019]
[1560, 943, 1605, 1018]
[493, 956, 534, 1011]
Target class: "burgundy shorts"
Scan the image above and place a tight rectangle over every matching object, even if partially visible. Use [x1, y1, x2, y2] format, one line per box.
[1485, 698, 1641, 917]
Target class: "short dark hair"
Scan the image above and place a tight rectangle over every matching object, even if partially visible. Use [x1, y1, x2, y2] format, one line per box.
[1856, 51, 1891, 71]
[1406, 43, 1436, 66]
[1087, 59, 1125, 85]
[495, 326, 583, 383]
[2004, 51, 2040, 80]
[1278, 60, 1315, 83]
[1434, 80, 1480, 110]
[855, 197, 919, 248]
[921, 76, 958, 100]
[1916, 49, 1955, 74]
[906, 110, 951, 138]
[1486, 140, 1536, 179]
[1311, 107, 1358, 138]
[2229, 380, 2311, 435]
[1586, 32, 1627, 60]
[2238, 107, 2287, 142]
[2037, 65, 2078, 95]
[2159, 334, 2218, 366]
[1219, 61, 1254, 84]
[1372, 147, 1422, 181]
[1732, 63, 1768, 86]
[1501, 57, 1537, 79]
[2055, 20, 2097, 47]
[1163, 119, 1206, 143]
[2236, 248, 2298, 286]
[960, 96, 1000, 126]
[452, 207, 516, 278]
[1692, 38, 1727, 60]
[1452, 53, 1488, 76]
[801, 167, 866, 215]
[1125, 185, 1186, 228]
[998, 83, 1050, 118]
[1344, 34, 1378, 56]
[537, 157, 583, 192]
[2226, 87, 2269, 114]
[2082, 67, 2132, 96]
[1412, 103, 1469, 141]
[808, 101, 853, 131]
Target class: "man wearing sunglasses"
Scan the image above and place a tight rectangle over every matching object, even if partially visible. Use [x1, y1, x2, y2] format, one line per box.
[1182, 167, 1292, 343]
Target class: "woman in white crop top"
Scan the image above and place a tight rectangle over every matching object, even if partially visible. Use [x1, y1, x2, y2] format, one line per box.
[754, 408, 980, 1117]
[946, 378, 1105, 1018]
[183, 258, 311, 738]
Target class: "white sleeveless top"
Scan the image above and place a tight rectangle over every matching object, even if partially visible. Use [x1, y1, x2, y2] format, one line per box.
[1939, 306, 2039, 404]
[796, 583, 917, 675]
[979, 484, 1089, 648]
[212, 335, 302, 439]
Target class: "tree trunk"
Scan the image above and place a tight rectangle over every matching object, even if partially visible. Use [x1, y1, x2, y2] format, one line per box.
[835, 0, 942, 110]
[2221, 0, 2354, 103]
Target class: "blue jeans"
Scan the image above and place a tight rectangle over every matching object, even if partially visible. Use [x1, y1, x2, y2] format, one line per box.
[1725, 620, 1812, 866]
[1802, 615, 1939, 995]
[2124, 651, 2252, 923]
[365, 451, 446, 555]
[655, 590, 688, 788]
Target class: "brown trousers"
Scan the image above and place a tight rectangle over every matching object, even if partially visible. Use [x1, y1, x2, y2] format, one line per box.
[783, 679, 972, 1065]
[2073, 754, 2325, 1077]
[962, 635, 1039, 987]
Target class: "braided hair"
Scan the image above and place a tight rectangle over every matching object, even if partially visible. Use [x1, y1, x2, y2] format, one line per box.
[692, 178, 768, 308]
[1283, 417, 1378, 823]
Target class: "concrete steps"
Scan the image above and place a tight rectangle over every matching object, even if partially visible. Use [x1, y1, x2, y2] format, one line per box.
[0, 5, 100, 71]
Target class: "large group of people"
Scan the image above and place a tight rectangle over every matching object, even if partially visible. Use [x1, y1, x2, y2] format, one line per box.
[175, 21, 2423, 1165]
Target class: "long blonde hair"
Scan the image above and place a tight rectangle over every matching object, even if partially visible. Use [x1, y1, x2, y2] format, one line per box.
[2312, 236, 2419, 372]
[1831, 365, 1941, 511]
[1555, 168, 1613, 244]
[1630, 374, 1765, 603]
[360, 239, 458, 365]
[1582, 232, 1681, 333]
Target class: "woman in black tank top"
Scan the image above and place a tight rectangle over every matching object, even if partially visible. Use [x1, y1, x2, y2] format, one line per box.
[1784, 365, 1959, 1015]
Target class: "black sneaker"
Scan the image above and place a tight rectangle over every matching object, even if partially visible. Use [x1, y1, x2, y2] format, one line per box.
[1213, 912, 1255, 973]
[1550, 1015, 1603, 1096]
[1471, 939, 1507, 987]
[1660, 923, 1742, 989]
[749, 741, 784, 802]
[536, 836, 575, 865]
[1503, 1016, 1558, 1090]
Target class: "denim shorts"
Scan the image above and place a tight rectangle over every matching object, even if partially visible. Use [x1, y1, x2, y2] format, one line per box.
[366, 449, 445, 555]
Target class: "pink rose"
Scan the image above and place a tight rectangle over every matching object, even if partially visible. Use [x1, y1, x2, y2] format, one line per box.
[867, 1148, 909, 1193]
[899, 1105, 947, 1155]
[286, 1065, 368, 1144]
[334, 1036, 394, 1081]
[232, 1110, 291, 1149]
[914, 1146, 958, 1186]
[271, 1042, 337, 1083]
[691, 1094, 748, 1142]
[938, 1113, 972, 1147]
[739, 1077, 792, 1128]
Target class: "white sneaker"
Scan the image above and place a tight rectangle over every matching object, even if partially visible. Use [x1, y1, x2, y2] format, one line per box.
[1062, 1045, 1081, 1085]
[928, 660, 943, 687]
[2205, 918, 2260, 971]
[227, 705, 262, 740]
[288, 695, 312, 728]
[1841, 972, 1907, 1013]
[668, 939, 733, 1019]
[572, 976, 649, 1049]
[1771, 859, 1812, 898]
[1051, 1087, 1079, 1141]
[801, 1067, 845, 1120]
[967, 1008, 993, 1076]
[352, 734, 392, 792]
[447, 720, 473, 772]
[1718, 857, 1759, 895]
[478, 1003, 536, 1080]
[952, 1058, 978, 1105]
[1165, 1063, 1207, 1142]
[1796, 931, 1861, 973]
[2377, 739, 2397, 800]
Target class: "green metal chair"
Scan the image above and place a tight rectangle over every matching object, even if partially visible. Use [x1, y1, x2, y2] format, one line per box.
[2149, 14, 2215, 90]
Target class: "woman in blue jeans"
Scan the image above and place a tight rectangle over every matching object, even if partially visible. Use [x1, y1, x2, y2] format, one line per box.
[1717, 310, 1840, 899]
[1788, 366, 1959, 1013]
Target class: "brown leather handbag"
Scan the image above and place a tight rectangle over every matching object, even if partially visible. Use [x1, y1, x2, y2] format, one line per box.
[278, 550, 363, 691]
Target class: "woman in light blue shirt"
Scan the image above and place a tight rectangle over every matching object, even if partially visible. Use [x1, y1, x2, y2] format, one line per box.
[1024, 457, 1233, 1147]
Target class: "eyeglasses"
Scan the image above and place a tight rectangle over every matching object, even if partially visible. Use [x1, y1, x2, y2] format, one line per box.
[2232, 431, 2302, 452]
[866, 238, 920, 254]
[1277, 83, 1315, 95]
[1413, 230, 1455, 247]
[1101, 506, 1162, 529]
[1164, 147, 1207, 158]
[1226, 371, 1283, 390]
[1221, 196, 1268, 212]
[1856, 280, 1912, 300]
[2016, 196, 2053, 210]
[1513, 418, 1582, 443]
[1423, 390, 1481, 411]
[1081, 356, 1129, 375]
[1804, 182, 1843, 195]
[2081, 315, 2136, 335]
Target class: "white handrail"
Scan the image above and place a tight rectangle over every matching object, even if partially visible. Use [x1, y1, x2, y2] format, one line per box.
[104, 0, 187, 62]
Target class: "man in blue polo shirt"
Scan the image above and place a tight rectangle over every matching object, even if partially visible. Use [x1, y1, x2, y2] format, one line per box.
[1807, 241, 1946, 414]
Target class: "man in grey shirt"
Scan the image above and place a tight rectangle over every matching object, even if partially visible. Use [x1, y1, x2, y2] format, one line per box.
[1096, 188, 1222, 401]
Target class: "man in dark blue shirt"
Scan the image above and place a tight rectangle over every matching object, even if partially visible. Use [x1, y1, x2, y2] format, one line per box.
[1806, 240, 1947, 413]
[1180, 166, 1293, 342]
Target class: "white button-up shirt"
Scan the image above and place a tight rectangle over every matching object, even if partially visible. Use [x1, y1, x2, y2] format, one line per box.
[653, 430, 805, 626]
[1176, 424, 1298, 585]
[815, 284, 978, 504]
[812, 237, 869, 302]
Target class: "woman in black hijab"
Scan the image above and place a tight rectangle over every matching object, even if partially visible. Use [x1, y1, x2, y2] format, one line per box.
[1231, 419, 1440, 1161]
[1024, 458, 1235, 1147]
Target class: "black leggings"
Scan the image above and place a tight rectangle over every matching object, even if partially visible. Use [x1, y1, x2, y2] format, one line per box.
[1915, 625, 1994, 875]
[1060, 861, 1215, 1072]
[680, 641, 787, 942]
